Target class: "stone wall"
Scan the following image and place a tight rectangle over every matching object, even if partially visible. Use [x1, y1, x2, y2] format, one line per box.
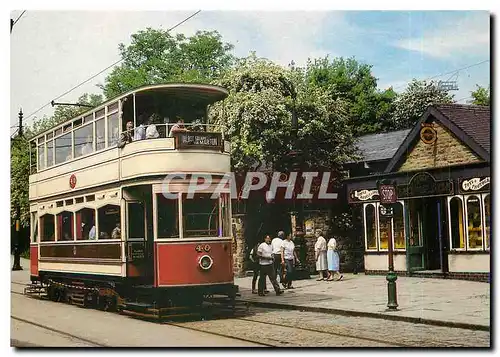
[398, 122, 482, 172]
[231, 214, 246, 277]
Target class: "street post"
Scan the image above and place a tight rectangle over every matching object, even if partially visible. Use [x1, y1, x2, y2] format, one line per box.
[378, 180, 398, 310]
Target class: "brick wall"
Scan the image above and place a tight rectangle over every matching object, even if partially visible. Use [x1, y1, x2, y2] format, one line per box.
[231, 214, 246, 277]
[398, 122, 482, 172]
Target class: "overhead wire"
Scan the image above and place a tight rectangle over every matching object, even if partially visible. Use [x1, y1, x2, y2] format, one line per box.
[21, 10, 202, 126]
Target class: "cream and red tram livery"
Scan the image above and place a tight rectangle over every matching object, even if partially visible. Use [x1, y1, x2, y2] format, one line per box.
[28, 83, 236, 310]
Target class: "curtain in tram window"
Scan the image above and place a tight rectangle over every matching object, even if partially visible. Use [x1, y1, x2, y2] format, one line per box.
[75, 211, 83, 240]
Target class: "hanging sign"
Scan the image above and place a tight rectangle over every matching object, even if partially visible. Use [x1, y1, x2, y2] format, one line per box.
[459, 177, 490, 193]
[378, 184, 397, 204]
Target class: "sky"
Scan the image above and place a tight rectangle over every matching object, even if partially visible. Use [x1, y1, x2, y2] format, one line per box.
[9, 10, 491, 133]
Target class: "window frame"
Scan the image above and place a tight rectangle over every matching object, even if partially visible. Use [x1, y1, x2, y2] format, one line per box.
[363, 203, 378, 251]
[482, 193, 490, 251]
[464, 194, 484, 251]
[447, 195, 467, 251]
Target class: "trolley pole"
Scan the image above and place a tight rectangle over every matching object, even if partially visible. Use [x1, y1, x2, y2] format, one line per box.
[377, 179, 398, 310]
[12, 108, 23, 271]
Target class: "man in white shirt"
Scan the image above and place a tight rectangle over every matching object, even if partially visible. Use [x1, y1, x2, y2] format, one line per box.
[271, 231, 285, 284]
[281, 234, 300, 289]
[257, 235, 283, 296]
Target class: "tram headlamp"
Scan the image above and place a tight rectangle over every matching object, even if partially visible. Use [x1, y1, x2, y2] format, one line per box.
[199, 255, 213, 271]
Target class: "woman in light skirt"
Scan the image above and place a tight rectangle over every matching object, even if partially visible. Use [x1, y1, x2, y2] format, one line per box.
[327, 237, 343, 281]
[314, 230, 328, 281]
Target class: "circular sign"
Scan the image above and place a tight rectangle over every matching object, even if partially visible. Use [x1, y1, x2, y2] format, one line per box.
[420, 126, 437, 144]
[69, 174, 77, 189]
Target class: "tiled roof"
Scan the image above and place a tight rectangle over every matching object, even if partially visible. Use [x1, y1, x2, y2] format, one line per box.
[354, 129, 411, 162]
[434, 104, 491, 154]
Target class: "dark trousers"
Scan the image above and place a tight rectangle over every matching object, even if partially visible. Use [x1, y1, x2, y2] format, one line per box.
[258, 264, 281, 294]
[273, 254, 282, 282]
[282, 259, 294, 286]
[252, 262, 267, 291]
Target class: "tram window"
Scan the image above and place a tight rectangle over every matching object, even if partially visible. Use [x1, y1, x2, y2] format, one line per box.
[466, 196, 483, 249]
[76, 208, 96, 240]
[55, 127, 63, 137]
[75, 197, 84, 204]
[364, 204, 377, 250]
[74, 123, 94, 158]
[40, 214, 55, 242]
[484, 195, 490, 249]
[73, 118, 83, 128]
[156, 194, 179, 238]
[37, 144, 45, 171]
[56, 211, 74, 241]
[96, 108, 105, 118]
[47, 140, 54, 167]
[221, 193, 231, 237]
[55, 132, 72, 164]
[31, 212, 38, 243]
[393, 202, 405, 249]
[107, 112, 119, 147]
[63, 123, 72, 132]
[182, 193, 219, 238]
[128, 202, 145, 239]
[108, 102, 118, 112]
[98, 205, 121, 240]
[449, 197, 465, 249]
[84, 114, 93, 123]
[86, 195, 95, 202]
[96, 118, 105, 151]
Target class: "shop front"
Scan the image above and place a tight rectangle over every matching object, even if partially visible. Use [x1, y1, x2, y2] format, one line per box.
[346, 104, 490, 282]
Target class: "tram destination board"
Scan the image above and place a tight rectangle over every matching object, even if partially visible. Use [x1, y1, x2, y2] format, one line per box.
[175, 132, 223, 151]
[378, 184, 397, 204]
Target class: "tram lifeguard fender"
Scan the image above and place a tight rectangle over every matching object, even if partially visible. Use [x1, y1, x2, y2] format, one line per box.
[154, 241, 233, 287]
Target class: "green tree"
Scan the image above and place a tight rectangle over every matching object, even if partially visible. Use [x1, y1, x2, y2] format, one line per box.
[100, 28, 234, 98]
[303, 56, 397, 135]
[471, 85, 490, 106]
[391, 79, 453, 130]
[210, 54, 358, 173]
[11, 93, 103, 227]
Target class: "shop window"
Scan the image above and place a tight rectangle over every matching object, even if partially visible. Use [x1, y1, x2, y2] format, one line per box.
[55, 132, 72, 164]
[449, 197, 465, 249]
[466, 196, 483, 249]
[56, 211, 74, 241]
[31, 212, 38, 243]
[107, 112, 119, 147]
[182, 193, 219, 238]
[393, 202, 405, 249]
[379, 213, 390, 250]
[96, 118, 105, 150]
[40, 214, 55, 242]
[76, 208, 96, 240]
[484, 195, 490, 250]
[364, 204, 377, 250]
[157, 194, 180, 238]
[37, 144, 45, 170]
[98, 205, 121, 239]
[74, 123, 94, 158]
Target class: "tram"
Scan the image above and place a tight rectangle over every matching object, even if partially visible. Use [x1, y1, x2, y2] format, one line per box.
[26, 83, 237, 316]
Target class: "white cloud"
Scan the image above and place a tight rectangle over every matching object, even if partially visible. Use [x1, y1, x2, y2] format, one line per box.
[393, 12, 490, 59]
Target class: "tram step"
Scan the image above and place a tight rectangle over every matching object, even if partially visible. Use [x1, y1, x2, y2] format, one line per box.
[70, 293, 86, 307]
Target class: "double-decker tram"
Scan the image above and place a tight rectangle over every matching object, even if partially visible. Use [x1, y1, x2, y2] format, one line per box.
[26, 84, 237, 318]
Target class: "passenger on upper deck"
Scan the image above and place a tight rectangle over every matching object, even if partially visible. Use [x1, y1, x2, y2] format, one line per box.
[134, 115, 146, 141]
[81, 135, 93, 156]
[146, 114, 160, 139]
[118, 121, 134, 148]
[169, 118, 188, 137]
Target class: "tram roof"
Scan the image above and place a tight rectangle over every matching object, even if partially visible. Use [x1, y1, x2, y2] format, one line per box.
[30, 83, 229, 142]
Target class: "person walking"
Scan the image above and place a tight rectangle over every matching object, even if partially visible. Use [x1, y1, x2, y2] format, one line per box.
[314, 230, 328, 281]
[327, 237, 343, 281]
[271, 231, 285, 284]
[257, 235, 283, 296]
[249, 241, 268, 294]
[281, 233, 300, 289]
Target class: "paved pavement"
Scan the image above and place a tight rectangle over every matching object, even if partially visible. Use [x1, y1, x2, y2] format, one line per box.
[235, 272, 490, 329]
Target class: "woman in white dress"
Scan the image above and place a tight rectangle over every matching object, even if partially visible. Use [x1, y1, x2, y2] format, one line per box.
[327, 237, 343, 281]
[314, 230, 328, 281]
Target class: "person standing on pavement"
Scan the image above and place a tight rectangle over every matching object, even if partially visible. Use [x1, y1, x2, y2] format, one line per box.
[326, 237, 343, 281]
[249, 240, 268, 294]
[314, 230, 328, 281]
[281, 233, 300, 289]
[257, 235, 283, 296]
[271, 231, 285, 284]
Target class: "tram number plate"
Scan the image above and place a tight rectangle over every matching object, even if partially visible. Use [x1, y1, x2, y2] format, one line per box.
[195, 244, 211, 253]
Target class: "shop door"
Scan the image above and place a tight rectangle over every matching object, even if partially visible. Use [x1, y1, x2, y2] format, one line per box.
[407, 200, 425, 272]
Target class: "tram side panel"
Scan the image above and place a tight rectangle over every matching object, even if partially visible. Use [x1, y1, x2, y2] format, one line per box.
[30, 245, 39, 277]
[154, 241, 233, 287]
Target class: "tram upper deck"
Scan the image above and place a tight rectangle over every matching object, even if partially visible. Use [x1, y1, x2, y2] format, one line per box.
[28, 84, 231, 202]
